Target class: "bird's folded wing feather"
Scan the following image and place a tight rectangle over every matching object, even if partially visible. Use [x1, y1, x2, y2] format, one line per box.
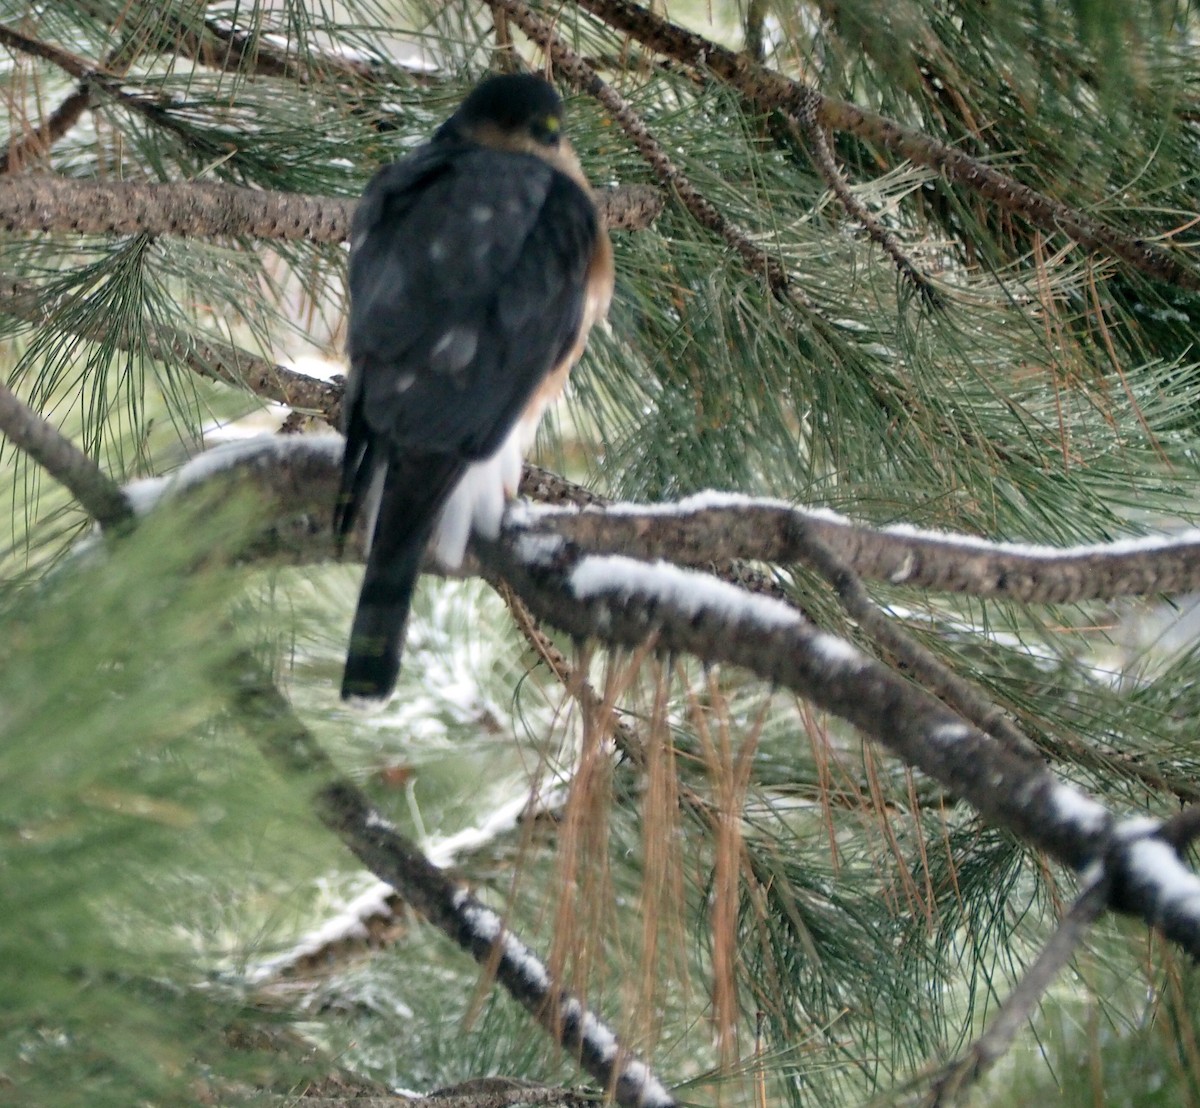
[345, 143, 599, 460]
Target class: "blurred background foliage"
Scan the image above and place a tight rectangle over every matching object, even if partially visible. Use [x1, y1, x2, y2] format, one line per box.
[3, 0, 1200, 1105]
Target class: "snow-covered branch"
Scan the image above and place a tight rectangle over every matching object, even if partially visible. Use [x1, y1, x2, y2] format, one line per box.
[481, 534, 1200, 956]
[511, 496, 1200, 603]
[235, 659, 676, 1108]
[134, 432, 1200, 626]
[36, 432, 1200, 958]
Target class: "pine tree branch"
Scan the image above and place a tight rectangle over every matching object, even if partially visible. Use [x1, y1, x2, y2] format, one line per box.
[179, 333, 343, 422]
[0, 175, 355, 242]
[0, 273, 343, 423]
[793, 519, 1041, 762]
[59, 2, 356, 85]
[230, 652, 676, 1108]
[279, 1078, 595, 1107]
[484, 535, 1097, 859]
[517, 469, 793, 603]
[1, 25, 148, 174]
[0, 21, 104, 82]
[171, 12, 447, 86]
[194, 19, 380, 84]
[573, 0, 1200, 291]
[121, 438, 1200, 809]
[1160, 804, 1200, 853]
[518, 462, 608, 508]
[781, 109, 941, 305]
[599, 182, 667, 232]
[0, 21, 209, 148]
[0, 175, 661, 239]
[0, 378, 134, 530]
[128, 437, 1200, 619]
[743, 0, 768, 63]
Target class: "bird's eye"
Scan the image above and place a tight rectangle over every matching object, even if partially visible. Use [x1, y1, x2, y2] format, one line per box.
[534, 114, 562, 144]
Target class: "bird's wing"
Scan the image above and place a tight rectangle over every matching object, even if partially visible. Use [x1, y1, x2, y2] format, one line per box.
[345, 142, 599, 459]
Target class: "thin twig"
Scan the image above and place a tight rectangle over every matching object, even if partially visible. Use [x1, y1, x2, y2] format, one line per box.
[0, 273, 344, 423]
[492, 575, 648, 760]
[1, 85, 92, 174]
[794, 521, 1042, 763]
[781, 110, 942, 305]
[921, 875, 1110, 1105]
[2, 25, 147, 174]
[1158, 804, 1200, 853]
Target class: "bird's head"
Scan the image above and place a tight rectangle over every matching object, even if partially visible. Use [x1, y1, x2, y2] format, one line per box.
[436, 73, 568, 158]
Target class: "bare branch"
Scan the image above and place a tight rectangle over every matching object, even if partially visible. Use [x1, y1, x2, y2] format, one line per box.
[0, 175, 660, 240]
[0, 378, 133, 529]
[922, 876, 1110, 1105]
[1160, 804, 1200, 853]
[0, 175, 355, 242]
[792, 517, 1041, 762]
[1, 85, 92, 175]
[780, 109, 941, 305]
[0, 273, 343, 423]
[0, 21, 107, 83]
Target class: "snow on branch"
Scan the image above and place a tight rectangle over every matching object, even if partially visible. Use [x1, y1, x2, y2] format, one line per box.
[234, 656, 676, 1107]
[482, 531, 1200, 956]
[99, 435, 1200, 956]
[511, 495, 1200, 603]
[143, 436, 1200, 609]
[487, 538, 1100, 856]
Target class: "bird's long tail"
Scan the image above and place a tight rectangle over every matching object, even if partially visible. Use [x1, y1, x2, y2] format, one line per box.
[341, 454, 463, 706]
